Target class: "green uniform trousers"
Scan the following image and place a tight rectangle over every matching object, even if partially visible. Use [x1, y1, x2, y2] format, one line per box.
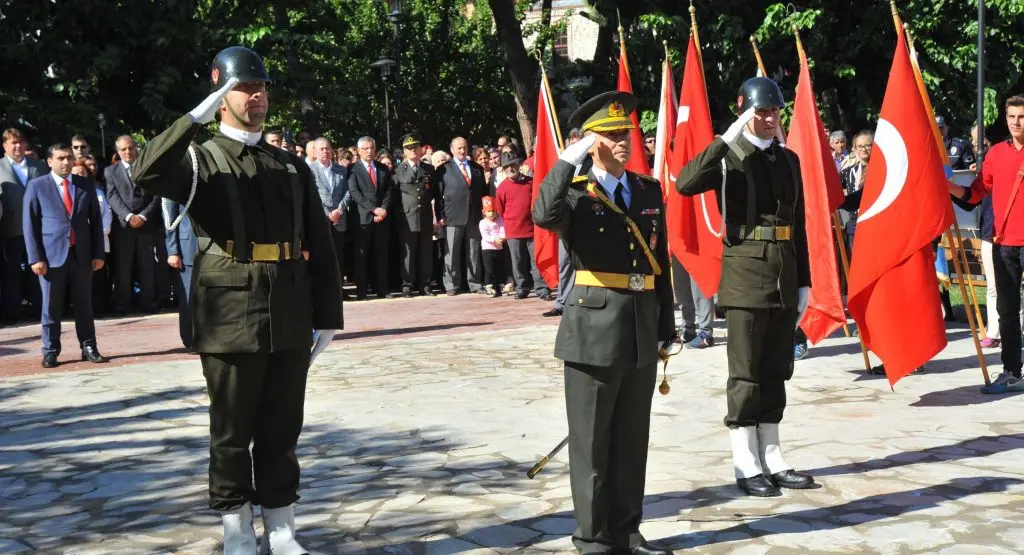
[201, 348, 309, 511]
[725, 306, 797, 428]
[565, 361, 656, 554]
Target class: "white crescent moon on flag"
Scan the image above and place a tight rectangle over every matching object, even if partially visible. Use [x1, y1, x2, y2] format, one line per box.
[857, 118, 909, 224]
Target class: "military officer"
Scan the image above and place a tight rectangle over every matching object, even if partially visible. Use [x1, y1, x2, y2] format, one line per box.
[676, 76, 815, 498]
[936, 115, 976, 171]
[533, 91, 675, 555]
[132, 46, 343, 554]
[394, 132, 438, 297]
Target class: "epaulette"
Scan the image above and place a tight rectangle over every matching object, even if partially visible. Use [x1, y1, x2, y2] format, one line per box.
[635, 173, 660, 186]
[572, 175, 590, 183]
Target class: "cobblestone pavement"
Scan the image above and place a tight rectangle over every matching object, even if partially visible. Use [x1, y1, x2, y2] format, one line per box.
[0, 299, 1022, 554]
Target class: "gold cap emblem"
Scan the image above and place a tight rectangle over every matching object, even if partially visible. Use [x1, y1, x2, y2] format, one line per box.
[608, 102, 626, 118]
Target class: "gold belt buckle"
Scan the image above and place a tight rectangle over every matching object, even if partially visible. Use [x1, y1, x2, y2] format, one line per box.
[628, 273, 646, 291]
[777, 227, 792, 240]
[251, 243, 280, 261]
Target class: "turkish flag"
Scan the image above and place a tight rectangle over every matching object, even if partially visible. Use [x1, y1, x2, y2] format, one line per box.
[847, 27, 953, 386]
[665, 34, 722, 296]
[618, 43, 652, 176]
[532, 76, 562, 288]
[787, 45, 847, 344]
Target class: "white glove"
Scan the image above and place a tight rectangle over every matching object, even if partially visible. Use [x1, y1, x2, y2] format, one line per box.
[795, 286, 810, 329]
[559, 134, 596, 166]
[722, 108, 756, 144]
[310, 329, 336, 365]
[188, 76, 240, 124]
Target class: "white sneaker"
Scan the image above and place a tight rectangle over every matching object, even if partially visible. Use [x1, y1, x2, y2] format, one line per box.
[222, 502, 258, 555]
[258, 505, 308, 555]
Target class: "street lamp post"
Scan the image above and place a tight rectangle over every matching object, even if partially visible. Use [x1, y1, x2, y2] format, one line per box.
[382, 0, 406, 134]
[97, 113, 106, 160]
[371, 58, 397, 150]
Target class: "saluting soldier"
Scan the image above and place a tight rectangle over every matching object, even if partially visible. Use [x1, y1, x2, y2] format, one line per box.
[533, 91, 675, 555]
[394, 132, 438, 297]
[132, 46, 342, 554]
[676, 76, 815, 497]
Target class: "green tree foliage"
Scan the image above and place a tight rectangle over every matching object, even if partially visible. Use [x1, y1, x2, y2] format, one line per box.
[1, 0, 1020, 160]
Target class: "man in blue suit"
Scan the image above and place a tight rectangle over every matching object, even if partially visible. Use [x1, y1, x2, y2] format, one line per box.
[163, 197, 197, 351]
[23, 144, 106, 368]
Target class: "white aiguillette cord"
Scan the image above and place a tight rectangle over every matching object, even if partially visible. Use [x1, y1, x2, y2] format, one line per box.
[168, 144, 200, 231]
[700, 158, 728, 239]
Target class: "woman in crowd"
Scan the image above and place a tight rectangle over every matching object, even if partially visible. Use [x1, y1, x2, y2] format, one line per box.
[72, 159, 113, 315]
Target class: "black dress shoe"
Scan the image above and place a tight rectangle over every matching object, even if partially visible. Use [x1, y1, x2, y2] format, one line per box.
[41, 353, 58, 368]
[515, 292, 529, 300]
[401, 288, 414, 298]
[631, 542, 673, 555]
[770, 469, 816, 489]
[446, 290, 459, 297]
[81, 345, 107, 363]
[737, 474, 782, 497]
[420, 288, 437, 297]
[542, 308, 563, 317]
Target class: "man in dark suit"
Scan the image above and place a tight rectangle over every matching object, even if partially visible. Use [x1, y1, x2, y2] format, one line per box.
[105, 135, 161, 314]
[533, 92, 675, 555]
[394, 132, 437, 297]
[1, 128, 47, 324]
[163, 197, 197, 350]
[309, 137, 349, 287]
[437, 136, 486, 295]
[347, 136, 395, 299]
[23, 144, 107, 368]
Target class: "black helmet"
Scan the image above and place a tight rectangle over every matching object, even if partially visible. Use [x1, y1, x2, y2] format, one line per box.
[737, 77, 785, 112]
[210, 46, 271, 90]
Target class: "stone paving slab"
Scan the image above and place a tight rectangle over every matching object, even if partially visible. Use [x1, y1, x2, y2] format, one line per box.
[0, 317, 1022, 554]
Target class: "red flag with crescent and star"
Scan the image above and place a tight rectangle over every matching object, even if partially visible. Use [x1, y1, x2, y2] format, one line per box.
[846, 26, 954, 387]
[665, 33, 722, 297]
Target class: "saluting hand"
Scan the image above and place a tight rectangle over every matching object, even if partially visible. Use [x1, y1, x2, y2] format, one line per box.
[189, 76, 240, 124]
[559, 134, 596, 166]
[722, 108, 757, 144]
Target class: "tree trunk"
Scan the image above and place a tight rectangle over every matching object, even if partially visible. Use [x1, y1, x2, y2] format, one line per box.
[488, 0, 538, 147]
[274, 2, 320, 136]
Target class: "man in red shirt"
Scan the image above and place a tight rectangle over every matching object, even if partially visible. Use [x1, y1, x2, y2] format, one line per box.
[495, 151, 553, 300]
[952, 95, 1024, 394]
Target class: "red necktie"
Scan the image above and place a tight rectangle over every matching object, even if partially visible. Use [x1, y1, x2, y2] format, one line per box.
[460, 162, 471, 186]
[368, 163, 377, 188]
[62, 178, 75, 246]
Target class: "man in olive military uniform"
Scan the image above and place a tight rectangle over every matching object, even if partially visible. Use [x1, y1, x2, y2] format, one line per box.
[533, 91, 675, 555]
[676, 77, 815, 498]
[132, 46, 342, 555]
[394, 132, 438, 297]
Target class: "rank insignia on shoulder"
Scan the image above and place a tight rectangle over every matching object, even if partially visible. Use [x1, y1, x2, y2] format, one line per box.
[640, 208, 661, 215]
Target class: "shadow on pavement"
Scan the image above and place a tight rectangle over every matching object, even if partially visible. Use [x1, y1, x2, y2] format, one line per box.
[911, 384, 1024, 407]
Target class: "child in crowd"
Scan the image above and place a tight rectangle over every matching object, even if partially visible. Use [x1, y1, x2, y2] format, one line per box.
[479, 196, 506, 297]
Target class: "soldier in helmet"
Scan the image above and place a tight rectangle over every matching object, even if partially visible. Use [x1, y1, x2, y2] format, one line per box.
[533, 91, 676, 555]
[131, 46, 343, 554]
[935, 115, 976, 171]
[676, 76, 815, 498]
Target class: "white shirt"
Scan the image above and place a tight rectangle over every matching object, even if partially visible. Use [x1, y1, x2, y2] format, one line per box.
[743, 130, 774, 151]
[592, 166, 630, 210]
[7, 156, 28, 186]
[454, 156, 471, 177]
[120, 160, 147, 223]
[219, 122, 261, 146]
